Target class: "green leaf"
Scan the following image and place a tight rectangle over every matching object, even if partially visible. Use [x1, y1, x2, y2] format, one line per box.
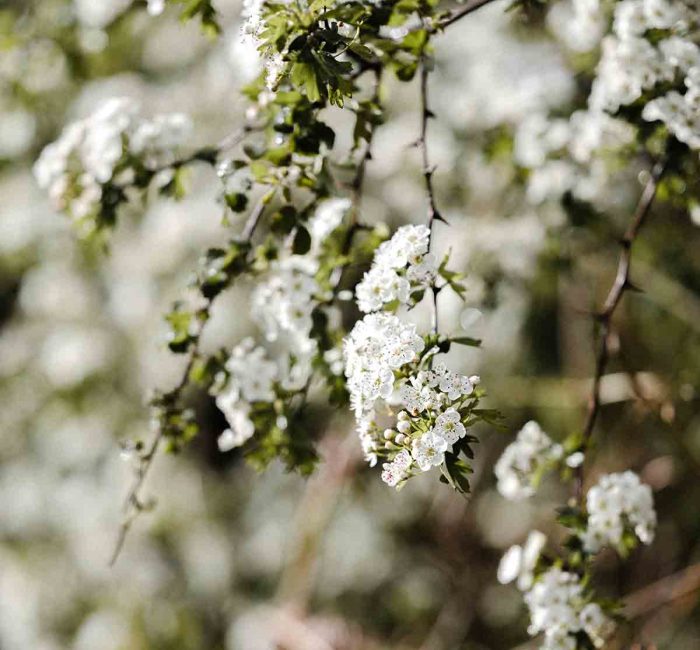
[441, 451, 472, 495]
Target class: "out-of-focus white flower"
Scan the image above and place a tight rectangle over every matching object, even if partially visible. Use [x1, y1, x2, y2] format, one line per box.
[34, 97, 192, 223]
[497, 530, 546, 590]
[0, 110, 36, 158]
[581, 470, 656, 553]
[147, 0, 166, 15]
[73, 0, 132, 29]
[494, 421, 563, 500]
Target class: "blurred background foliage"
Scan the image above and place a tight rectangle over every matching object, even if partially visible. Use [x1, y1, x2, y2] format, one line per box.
[0, 0, 699, 648]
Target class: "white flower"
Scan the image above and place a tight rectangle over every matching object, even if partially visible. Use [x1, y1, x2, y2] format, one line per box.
[406, 253, 437, 286]
[34, 97, 191, 220]
[381, 450, 413, 487]
[434, 408, 466, 445]
[565, 451, 585, 468]
[494, 421, 563, 500]
[579, 603, 615, 648]
[344, 312, 425, 417]
[497, 530, 546, 591]
[524, 567, 584, 641]
[224, 339, 278, 403]
[308, 198, 351, 247]
[643, 0, 681, 30]
[582, 471, 656, 553]
[374, 224, 430, 270]
[357, 411, 381, 467]
[411, 430, 448, 471]
[251, 256, 320, 353]
[215, 397, 256, 451]
[498, 545, 523, 585]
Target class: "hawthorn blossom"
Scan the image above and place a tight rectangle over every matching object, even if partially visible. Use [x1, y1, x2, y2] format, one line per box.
[381, 449, 412, 487]
[224, 338, 278, 403]
[355, 224, 437, 313]
[494, 420, 564, 500]
[521, 568, 592, 650]
[411, 430, 448, 471]
[497, 530, 547, 591]
[580, 603, 616, 648]
[581, 470, 656, 553]
[34, 97, 191, 226]
[251, 255, 321, 353]
[343, 312, 425, 416]
[434, 408, 466, 445]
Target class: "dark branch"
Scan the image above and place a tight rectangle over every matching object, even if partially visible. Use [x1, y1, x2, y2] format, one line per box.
[419, 59, 441, 335]
[574, 160, 666, 501]
[109, 190, 270, 566]
[437, 0, 504, 30]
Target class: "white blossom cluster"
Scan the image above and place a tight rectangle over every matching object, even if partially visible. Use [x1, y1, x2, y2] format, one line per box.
[34, 97, 191, 227]
[344, 227, 480, 486]
[586, 0, 700, 150]
[215, 337, 312, 451]
[513, 109, 636, 204]
[526, 569, 614, 650]
[499, 531, 616, 650]
[218, 199, 350, 452]
[251, 198, 349, 351]
[494, 421, 564, 500]
[554, 0, 606, 52]
[239, 0, 289, 89]
[344, 312, 426, 419]
[535, 0, 700, 207]
[643, 65, 700, 149]
[590, 0, 691, 112]
[581, 470, 656, 553]
[251, 256, 322, 354]
[355, 224, 437, 313]
[380, 366, 480, 486]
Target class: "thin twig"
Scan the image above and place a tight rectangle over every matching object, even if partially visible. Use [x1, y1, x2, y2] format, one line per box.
[437, 0, 504, 30]
[109, 191, 270, 566]
[574, 161, 666, 501]
[419, 59, 442, 335]
[108, 334, 204, 567]
[146, 125, 252, 178]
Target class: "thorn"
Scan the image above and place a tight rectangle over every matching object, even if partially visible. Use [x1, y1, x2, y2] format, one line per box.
[624, 279, 643, 293]
[408, 138, 422, 149]
[425, 109, 436, 119]
[433, 212, 450, 225]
